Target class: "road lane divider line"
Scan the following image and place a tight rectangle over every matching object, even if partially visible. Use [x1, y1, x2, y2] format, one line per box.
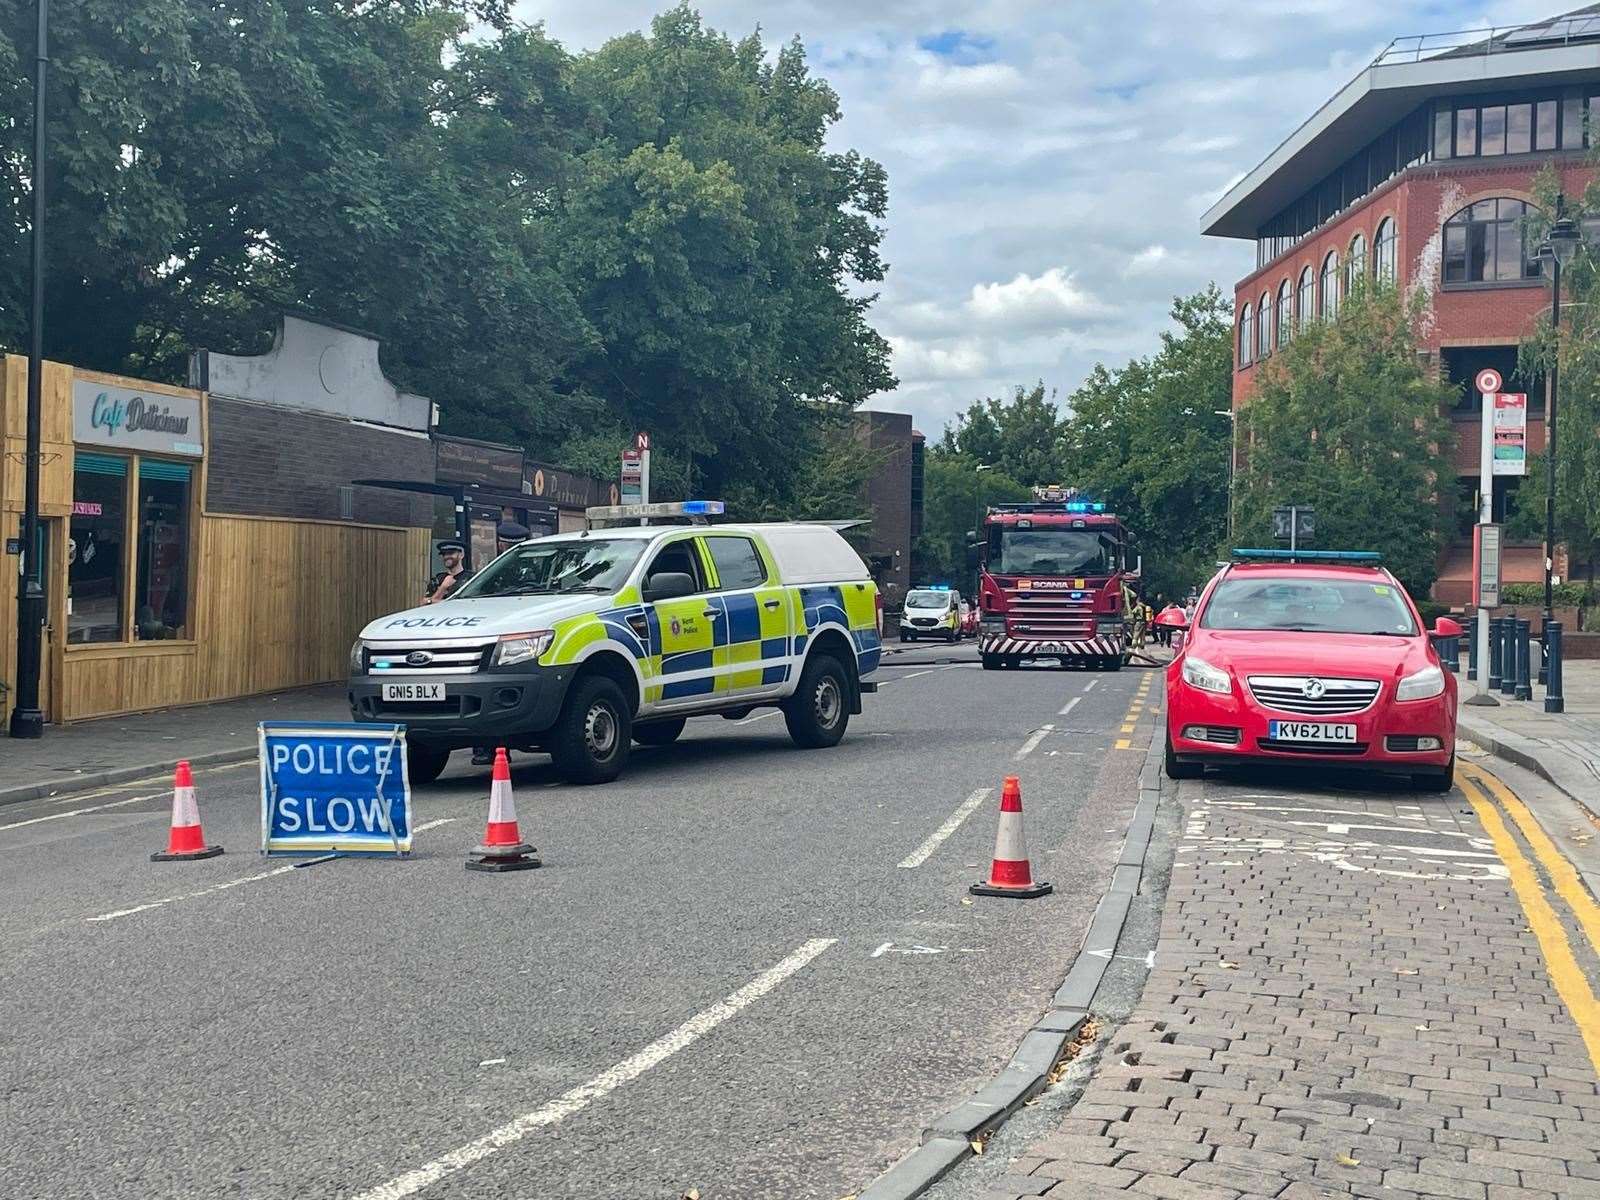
[1462, 763, 1600, 952]
[898, 788, 993, 869]
[353, 938, 837, 1200]
[1, 759, 256, 815]
[1083, 680, 1100, 692]
[1460, 775, 1600, 1074]
[86, 865, 298, 923]
[0, 792, 161, 832]
[1058, 696, 1081, 717]
[1014, 725, 1054, 761]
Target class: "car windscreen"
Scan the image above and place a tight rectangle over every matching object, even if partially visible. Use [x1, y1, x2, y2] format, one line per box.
[452, 538, 647, 598]
[988, 528, 1113, 576]
[1199, 577, 1418, 636]
[905, 590, 950, 608]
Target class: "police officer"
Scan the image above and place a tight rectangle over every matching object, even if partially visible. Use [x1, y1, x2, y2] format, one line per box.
[495, 520, 530, 556]
[423, 539, 471, 605]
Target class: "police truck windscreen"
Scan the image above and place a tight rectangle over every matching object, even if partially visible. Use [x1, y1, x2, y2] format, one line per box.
[988, 528, 1114, 576]
[905, 590, 950, 609]
[454, 539, 647, 598]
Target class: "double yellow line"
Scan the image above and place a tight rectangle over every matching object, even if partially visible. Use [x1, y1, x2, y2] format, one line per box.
[1459, 761, 1600, 1074]
[1115, 673, 1155, 751]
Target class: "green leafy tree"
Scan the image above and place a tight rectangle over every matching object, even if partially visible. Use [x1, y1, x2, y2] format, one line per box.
[936, 382, 1065, 487]
[1060, 287, 1234, 600]
[915, 457, 1029, 591]
[1234, 282, 1455, 596]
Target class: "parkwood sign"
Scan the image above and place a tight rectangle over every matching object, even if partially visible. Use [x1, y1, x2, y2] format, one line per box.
[72, 379, 203, 457]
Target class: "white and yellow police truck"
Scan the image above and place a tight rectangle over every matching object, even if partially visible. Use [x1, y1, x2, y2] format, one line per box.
[348, 503, 883, 784]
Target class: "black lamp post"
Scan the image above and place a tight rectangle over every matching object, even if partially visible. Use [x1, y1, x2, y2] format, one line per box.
[1537, 199, 1580, 714]
[9, 0, 48, 739]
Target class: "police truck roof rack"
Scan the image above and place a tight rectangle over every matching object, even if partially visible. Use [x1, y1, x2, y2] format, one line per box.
[1229, 548, 1383, 564]
[583, 500, 725, 529]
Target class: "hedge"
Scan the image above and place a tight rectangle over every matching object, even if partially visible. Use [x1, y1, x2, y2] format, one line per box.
[1499, 582, 1596, 606]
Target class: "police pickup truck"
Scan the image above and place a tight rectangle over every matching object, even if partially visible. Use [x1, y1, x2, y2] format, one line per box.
[348, 507, 883, 784]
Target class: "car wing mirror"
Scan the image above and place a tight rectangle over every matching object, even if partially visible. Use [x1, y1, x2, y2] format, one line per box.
[1431, 616, 1463, 639]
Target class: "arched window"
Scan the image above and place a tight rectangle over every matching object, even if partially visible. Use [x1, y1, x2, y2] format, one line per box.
[1346, 233, 1367, 292]
[1319, 251, 1340, 321]
[1375, 217, 1397, 281]
[1276, 280, 1293, 348]
[1297, 266, 1314, 329]
[1442, 198, 1542, 284]
[1258, 291, 1272, 359]
[1239, 302, 1254, 367]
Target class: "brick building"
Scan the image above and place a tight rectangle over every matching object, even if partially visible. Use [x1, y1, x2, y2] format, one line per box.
[1203, 10, 1600, 602]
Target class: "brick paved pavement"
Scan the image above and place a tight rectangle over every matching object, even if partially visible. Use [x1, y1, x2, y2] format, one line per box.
[981, 768, 1600, 1200]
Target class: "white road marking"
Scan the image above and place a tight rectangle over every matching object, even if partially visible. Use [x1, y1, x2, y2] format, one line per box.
[899, 670, 933, 681]
[1083, 679, 1100, 692]
[898, 787, 993, 869]
[871, 942, 984, 957]
[0, 792, 159, 832]
[352, 938, 837, 1200]
[1058, 696, 1082, 718]
[1014, 725, 1054, 760]
[86, 865, 298, 923]
[735, 711, 780, 725]
[414, 818, 457, 833]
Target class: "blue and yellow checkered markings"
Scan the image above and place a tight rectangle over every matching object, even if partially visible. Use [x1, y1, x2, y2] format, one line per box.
[723, 593, 761, 643]
[661, 675, 716, 699]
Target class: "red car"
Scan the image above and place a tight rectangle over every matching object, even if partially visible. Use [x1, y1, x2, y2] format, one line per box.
[1163, 553, 1462, 791]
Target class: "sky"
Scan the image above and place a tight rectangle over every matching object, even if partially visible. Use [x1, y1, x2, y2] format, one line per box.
[513, 0, 1561, 438]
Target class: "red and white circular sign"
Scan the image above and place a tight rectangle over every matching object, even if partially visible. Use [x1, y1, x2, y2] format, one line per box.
[1475, 368, 1503, 394]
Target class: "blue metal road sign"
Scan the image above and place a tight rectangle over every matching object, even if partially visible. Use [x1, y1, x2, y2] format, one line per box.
[259, 722, 413, 856]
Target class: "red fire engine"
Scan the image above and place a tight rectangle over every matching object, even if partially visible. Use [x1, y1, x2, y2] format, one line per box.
[977, 487, 1139, 671]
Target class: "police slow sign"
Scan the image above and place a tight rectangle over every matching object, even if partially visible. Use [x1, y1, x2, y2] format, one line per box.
[259, 723, 413, 856]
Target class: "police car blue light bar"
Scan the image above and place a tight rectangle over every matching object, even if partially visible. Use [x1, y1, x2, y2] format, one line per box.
[1231, 548, 1382, 563]
[584, 499, 726, 522]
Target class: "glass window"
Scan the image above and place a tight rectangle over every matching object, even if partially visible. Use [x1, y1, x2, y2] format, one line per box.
[1200, 577, 1417, 636]
[1276, 280, 1292, 348]
[68, 453, 128, 644]
[1507, 104, 1532, 154]
[1258, 291, 1271, 359]
[1319, 251, 1340, 320]
[1239, 303, 1253, 367]
[1297, 267, 1313, 329]
[1433, 108, 1453, 159]
[1537, 100, 1557, 150]
[1591, 95, 1600, 144]
[1456, 108, 1478, 156]
[987, 528, 1113, 576]
[454, 537, 649, 598]
[1564, 94, 1585, 148]
[1375, 218, 1397, 281]
[135, 460, 192, 640]
[1442, 198, 1542, 285]
[1347, 233, 1367, 291]
[705, 536, 767, 590]
[1480, 105, 1506, 155]
[906, 589, 953, 610]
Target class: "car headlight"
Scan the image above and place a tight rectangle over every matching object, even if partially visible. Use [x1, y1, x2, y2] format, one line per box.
[1181, 654, 1231, 695]
[492, 630, 554, 668]
[349, 639, 366, 674]
[1396, 664, 1445, 702]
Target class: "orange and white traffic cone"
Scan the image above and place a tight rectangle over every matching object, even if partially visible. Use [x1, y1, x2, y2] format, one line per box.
[150, 761, 224, 862]
[466, 748, 541, 873]
[970, 776, 1052, 899]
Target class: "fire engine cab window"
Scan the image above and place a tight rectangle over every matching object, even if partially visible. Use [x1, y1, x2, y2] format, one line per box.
[988, 528, 1113, 576]
[1200, 578, 1416, 636]
[68, 452, 128, 643]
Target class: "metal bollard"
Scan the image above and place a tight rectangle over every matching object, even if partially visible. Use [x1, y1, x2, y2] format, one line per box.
[1466, 615, 1477, 680]
[1499, 618, 1518, 697]
[1488, 617, 1504, 692]
[1537, 618, 1548, 686]
[1546, 620, 1565, 714]
[1514, 617, 1532, 701]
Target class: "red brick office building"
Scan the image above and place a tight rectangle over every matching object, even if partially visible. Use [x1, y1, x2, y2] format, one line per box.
[1203, 10, 1600, 602]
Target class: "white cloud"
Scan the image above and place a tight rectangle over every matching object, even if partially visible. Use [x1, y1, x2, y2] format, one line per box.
[513, 0, 1513, 434]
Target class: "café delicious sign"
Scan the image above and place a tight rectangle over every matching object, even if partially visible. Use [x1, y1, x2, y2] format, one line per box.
[72, 380, 203, 457]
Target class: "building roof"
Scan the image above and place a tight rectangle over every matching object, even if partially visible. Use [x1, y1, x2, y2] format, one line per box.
[1202, 6, 1600, 240]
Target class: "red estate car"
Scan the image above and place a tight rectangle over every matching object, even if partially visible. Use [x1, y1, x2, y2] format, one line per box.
[1163, 553, 1462, 791]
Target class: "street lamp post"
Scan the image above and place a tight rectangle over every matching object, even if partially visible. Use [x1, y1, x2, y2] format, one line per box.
[1214, 409, 1236, 540]
[9, 0, 49, 739]
[1537, 201, 1580, 715]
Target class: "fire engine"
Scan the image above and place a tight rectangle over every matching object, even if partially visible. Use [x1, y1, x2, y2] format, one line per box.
[977, 487, 1139, 671]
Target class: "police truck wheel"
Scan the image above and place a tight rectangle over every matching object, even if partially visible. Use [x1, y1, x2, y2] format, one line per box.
[551, 676, 632, 784]
[406, 742, 449, 786]
[784, 654, 850, 748]
[632, 718, 686, 747]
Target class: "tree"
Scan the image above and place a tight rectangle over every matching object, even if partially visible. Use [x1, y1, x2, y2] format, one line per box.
[1234, 282, 1455, 596]
[936, 382, 1065, 487]
[915, 457, 1029, 591]
[1060, 287, 1234, 600]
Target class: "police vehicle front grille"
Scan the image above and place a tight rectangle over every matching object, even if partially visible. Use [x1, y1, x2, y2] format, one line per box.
[365, 641, 494, 676]
[1246, 676, 1380, 716]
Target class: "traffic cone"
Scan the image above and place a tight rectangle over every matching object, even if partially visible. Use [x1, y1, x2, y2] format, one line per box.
[466, 748, 541, 873]
[150, 761, 224, 862]
[970, 776, 1052, 899]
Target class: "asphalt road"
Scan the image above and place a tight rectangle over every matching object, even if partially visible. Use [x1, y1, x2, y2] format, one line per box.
[0, 643, 1157, 1200]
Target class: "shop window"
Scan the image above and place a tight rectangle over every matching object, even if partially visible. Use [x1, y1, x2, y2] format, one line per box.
[135, 460, 192, 639]
[68, 453, 128, 644]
